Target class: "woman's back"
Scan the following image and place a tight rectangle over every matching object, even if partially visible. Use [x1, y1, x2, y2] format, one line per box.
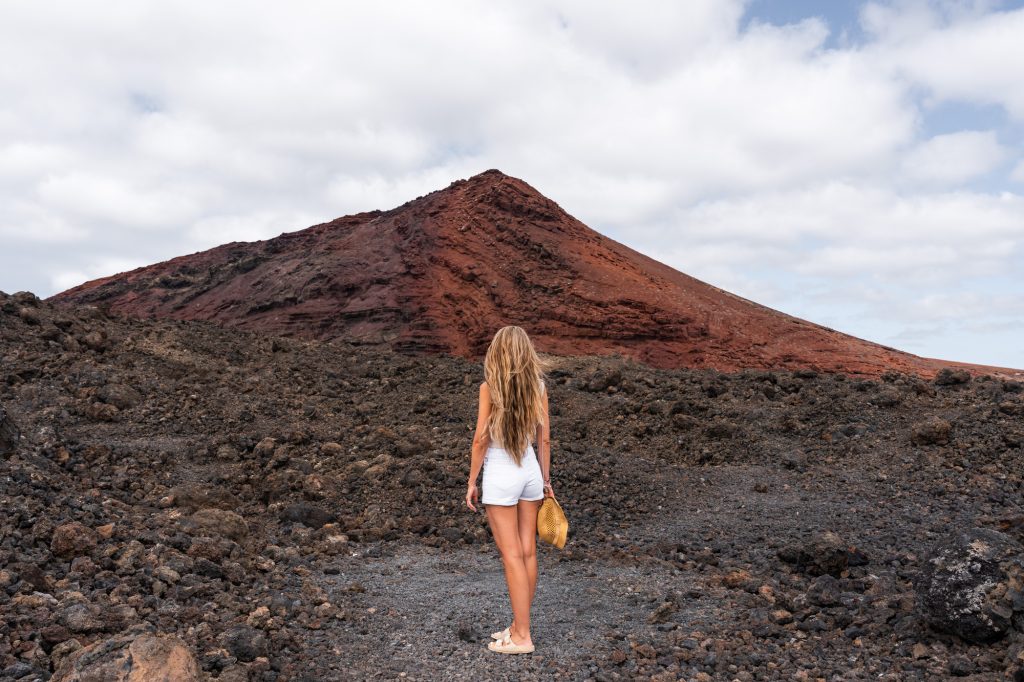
[485, 378, 544, 454]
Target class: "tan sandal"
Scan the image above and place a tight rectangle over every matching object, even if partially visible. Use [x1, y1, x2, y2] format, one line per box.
[490, 625, 510, 641]
[487, 632, 535, 654]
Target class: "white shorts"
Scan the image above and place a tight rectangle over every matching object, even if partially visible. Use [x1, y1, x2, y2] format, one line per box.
[481, 443, 545, 506]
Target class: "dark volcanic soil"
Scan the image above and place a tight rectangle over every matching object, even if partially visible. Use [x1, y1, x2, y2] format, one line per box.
[2, 289, 1023, 681]
[47, 170, 1021, 380]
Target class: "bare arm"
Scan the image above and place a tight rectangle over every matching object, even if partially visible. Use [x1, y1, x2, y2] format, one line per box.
[537, 385, 552, 491]
[468, 382, 491, 486]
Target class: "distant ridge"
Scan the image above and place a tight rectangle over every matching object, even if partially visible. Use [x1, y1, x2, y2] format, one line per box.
[49, 169, 1021, 378]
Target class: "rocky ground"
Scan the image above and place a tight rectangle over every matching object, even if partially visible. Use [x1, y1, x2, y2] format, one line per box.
[1, 288, 1023, 681]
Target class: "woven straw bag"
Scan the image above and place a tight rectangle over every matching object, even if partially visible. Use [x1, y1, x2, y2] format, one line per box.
[537, 496, 568, 549]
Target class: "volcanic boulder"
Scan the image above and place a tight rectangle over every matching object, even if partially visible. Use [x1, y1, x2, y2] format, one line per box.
[51, 630, 201, 682]
[777, 531, 856, 577]
[181, 509, 249, 542]
[915, 527, 1024, 643]
[50, 523, 99, 559]
[911, 417, 953, 446]
[934, 367, 971, 386]
[221, 625, 269, 662]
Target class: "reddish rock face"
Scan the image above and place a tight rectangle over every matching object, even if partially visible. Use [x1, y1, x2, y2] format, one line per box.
[48, 169, 1017, 378]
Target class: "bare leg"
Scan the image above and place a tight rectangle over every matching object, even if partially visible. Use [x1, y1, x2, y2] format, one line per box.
[501, 499, 542, 638]
[517, 499, 542, 605]
[486, 504, 533, 646]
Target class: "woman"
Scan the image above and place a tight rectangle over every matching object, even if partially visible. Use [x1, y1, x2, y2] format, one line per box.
[465, 326, 554, 655]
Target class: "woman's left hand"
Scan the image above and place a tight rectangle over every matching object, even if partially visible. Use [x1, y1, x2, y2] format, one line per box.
[466, 482, 479, 512]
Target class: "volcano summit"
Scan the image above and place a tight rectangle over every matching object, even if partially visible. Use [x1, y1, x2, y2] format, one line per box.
[49, 170, 1015, 377]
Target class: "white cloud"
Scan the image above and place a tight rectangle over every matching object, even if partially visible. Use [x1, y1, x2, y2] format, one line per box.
[900, 131, 1005, 185]
[188, 210, 324, 249]
[907, 291, 1024, 322]
[1011, 160, 1024, 184]
[866, 3, 1024, 119]
[0, 0, 1023, 366]
[324, 163, 487, 216]
[537, 0, 747, 77]
[37, 172, 204, 229]
[50, 256, 148, 292]
[0, 201, 88, 243]
[659, 183, 1024, 249]
[860, 0, 1001, 42]
[0, 143, 73, 180]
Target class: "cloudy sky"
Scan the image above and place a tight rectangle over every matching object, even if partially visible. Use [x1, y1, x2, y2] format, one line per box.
[2, 1, 1023, 368]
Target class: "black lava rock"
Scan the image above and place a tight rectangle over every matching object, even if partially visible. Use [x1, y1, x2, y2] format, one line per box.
[0, 405, 19, 456]
[221, 625, 269, 662]
[915, 527, 1024, 643]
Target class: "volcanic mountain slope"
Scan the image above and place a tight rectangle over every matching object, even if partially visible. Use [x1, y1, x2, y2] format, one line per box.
[50, 169, 1019, 378]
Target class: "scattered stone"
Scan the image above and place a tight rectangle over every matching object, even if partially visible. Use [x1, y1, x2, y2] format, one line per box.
[778, 531, 853, 577]
[85, 401, 119, 421]
[911, 416, 952, 446]
[18, 306, 41, 325]
[2, 662, 38, 679]
[0, 404, 19, 456]
[771, 609, 794, 625]
[705, 420, 740, 440]
[79, 330, 108, 351]
[439, 527, 463, 543]
[648, 600, 677, 624]
[97, 383, 142, 409]
[934, 367, 971, 386]
[59, 602, 104, 633]
[457, 621, 482, 643]
[50, 640, 82, 672]
[586, 369, 622, 392]
[780, 450, 808, 471]
[807, 574, 842, 606]
[51, 522, 99, 558]
[51, 630, 201, 682]
[321, 441, 344, 456]
[948, 654, 976, 676]
[221, 625, 269, 662]
[182, 509, 249, 541]
[723, 569, 751, 588]
[280, 502, 336, 529]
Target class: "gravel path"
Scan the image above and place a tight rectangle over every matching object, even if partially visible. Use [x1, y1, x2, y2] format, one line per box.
[294, 456, 1017, 681]
[315, 544, 688, 681]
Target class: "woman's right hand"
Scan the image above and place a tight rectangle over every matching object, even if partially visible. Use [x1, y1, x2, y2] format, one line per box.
[543, 482, 555, 499]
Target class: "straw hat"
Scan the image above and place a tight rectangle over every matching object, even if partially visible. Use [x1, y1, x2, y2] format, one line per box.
[537, 496, 568, 549]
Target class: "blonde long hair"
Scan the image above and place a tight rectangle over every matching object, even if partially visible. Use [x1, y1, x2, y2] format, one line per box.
[484, 326, 548, 465]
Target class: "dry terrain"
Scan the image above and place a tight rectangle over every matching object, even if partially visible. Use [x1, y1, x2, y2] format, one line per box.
[2, 290, 1023, 681]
